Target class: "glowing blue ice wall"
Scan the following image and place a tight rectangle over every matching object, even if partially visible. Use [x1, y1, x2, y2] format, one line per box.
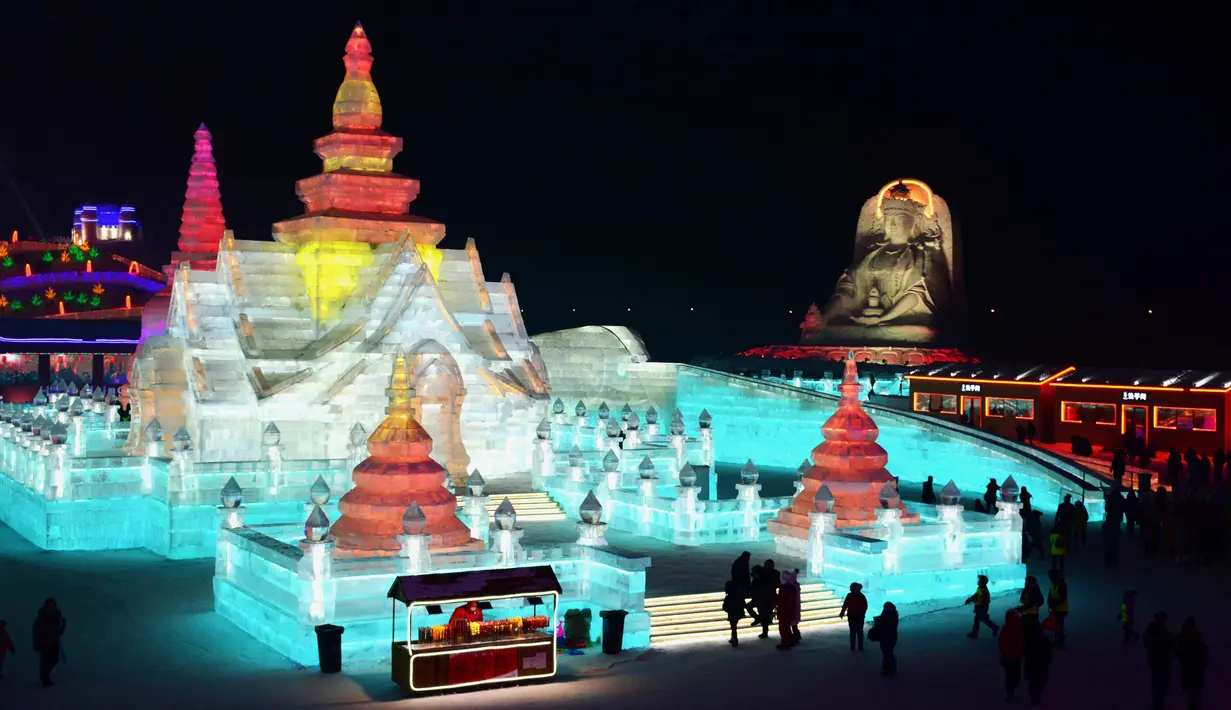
[675, 366, 1105, 522]
[214, 522, 652, 666]
[814, 505, 1026, 613]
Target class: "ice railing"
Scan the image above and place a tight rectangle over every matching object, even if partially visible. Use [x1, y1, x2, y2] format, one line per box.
[214, 515, 652, 662]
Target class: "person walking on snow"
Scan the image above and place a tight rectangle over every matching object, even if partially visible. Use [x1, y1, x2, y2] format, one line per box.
[747, 565, 774, 639]
[839, 582, 869, 651]
[1143, 612, 1175, 710]
[775, 570, 802, 650]
[1176, 617, 1208, 710]
[1120, 590, 1139, 643]
[32, 599, 66, 687]
[1073, 499, 1089, 547]
[730, 551, 752, 616]
[965, 574, 1000, 638]
[722, 580, 745, 647]
[1023, 625, 1053, 706]
[921, 475, 936, 505]
[1018, 576, 1044, 634]
[999, 610, 1025, 702]
[872, 602, 899, 676]
[1046, 569, 1069, 648]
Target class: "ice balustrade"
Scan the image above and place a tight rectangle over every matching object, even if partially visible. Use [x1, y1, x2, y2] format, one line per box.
[674, 365, 1106, 522]
[805, 480, 1025, 613]
[214, 499, 651, 665]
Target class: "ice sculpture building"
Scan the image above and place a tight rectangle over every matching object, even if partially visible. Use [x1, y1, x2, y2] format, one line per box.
[127, 23, 549, 484]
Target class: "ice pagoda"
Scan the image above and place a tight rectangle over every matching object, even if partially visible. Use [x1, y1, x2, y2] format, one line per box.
[127, 23, 549, 483]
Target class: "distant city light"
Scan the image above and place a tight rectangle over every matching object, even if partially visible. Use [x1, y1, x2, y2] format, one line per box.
[626, 308, 631, 312]
[1147, 309, 1153, 314]
[690, 307, 694, 312]
[990, 308, 996, 313]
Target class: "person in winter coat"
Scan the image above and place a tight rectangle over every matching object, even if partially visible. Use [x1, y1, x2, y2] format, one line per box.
[1073, 500, 1089, 547]
[921, 476, 936, 505]
[999, 610, 1025, 702]
[1120, 590, 1139, 643]
[965, 574, 1000, 639]
[1018, 576, 1044, 633]
[721, 580, 745, 647]
[748, 565, 775, 639]
[449, 600, 484, 624]
[839, 582, 869, 651]
[731, 551, 752, 614]
[1176, 617, 1208, 710]
[1046, 569, 1069, 648]
[872, 602, 899, 676]
[1143, 612, 1175, 710]
[32, 599, 66, 687]
[1023, 626, 1053, 706]
[1024, 510, 1047, 561]
[775, 570, 802, 650]
[1124, 488, 1139, 536]
[984, 479, 999, 514]
[0, 619, 16, 679]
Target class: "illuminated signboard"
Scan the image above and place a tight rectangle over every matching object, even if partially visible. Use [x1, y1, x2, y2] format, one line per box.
[961, 383, 981, 393]
[1122, 391, 1147, 402]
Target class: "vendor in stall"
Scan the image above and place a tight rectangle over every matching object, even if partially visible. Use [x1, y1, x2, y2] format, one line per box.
[450, 600, 484, 624]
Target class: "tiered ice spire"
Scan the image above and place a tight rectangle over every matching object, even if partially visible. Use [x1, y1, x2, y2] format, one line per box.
[332, 22, 382, 131]
[330, 348, 478, 556]
[175, 124, 226, 261]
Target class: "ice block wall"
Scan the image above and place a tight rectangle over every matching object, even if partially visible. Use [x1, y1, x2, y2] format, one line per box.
[533, 326, 679, 409]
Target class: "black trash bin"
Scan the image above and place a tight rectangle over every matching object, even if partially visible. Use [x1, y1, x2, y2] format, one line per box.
[599, 610, 628, 655]
[315, 624, 345, 673]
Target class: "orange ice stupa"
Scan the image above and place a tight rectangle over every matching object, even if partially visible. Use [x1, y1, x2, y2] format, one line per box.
[768, 351, 918, 544]
[331, 348, 481, 557]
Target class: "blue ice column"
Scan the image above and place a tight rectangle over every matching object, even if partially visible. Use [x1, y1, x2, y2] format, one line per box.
[298, 537, 337, 625]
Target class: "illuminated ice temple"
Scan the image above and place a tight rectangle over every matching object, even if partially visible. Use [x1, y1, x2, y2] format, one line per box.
[0, 21, 1120, 666]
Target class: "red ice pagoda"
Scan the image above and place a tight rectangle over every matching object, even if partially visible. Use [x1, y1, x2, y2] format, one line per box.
[167, 124, 227, 276]
[768, 352, 918, 541]
[330, 348, 481, 557]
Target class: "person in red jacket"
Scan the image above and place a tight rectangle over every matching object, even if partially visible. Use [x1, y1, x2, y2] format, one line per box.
[839, 582, 869, 651]
[776, 570, 802, 650]
[999, 609, 1025, 701]
[450, 600, 483, 624]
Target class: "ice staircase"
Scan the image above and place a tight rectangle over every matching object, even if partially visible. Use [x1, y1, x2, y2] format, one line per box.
[463, 492, 567, 522]
[647, 582, 844, 644]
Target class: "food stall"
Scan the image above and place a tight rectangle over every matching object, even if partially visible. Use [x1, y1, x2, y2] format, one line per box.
[388, 566, 562, 694]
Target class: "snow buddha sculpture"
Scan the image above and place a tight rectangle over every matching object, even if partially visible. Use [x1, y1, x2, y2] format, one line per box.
[803, 179, 964, 345]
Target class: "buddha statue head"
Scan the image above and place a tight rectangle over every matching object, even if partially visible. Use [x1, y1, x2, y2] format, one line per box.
[880, 183, 922, 245]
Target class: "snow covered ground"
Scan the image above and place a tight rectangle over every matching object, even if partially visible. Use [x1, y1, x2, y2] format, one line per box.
[2, 515, 1227, 709]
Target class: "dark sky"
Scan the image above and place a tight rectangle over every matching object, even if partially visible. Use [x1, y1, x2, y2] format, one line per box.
[1, 2, 1226, 365]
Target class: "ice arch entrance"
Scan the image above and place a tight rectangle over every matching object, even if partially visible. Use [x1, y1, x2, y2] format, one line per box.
[408, 339, 470, 487]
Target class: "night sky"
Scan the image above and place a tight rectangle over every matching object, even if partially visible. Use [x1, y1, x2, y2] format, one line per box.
[1, 2, 1225, 365]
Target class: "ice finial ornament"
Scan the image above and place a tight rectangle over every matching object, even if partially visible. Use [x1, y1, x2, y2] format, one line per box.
[536, 418, 552, 440]
[49, 422, 68, 446]
[56, 395, 70, 413]
[939, 480, 962, 505]
[678, 463, 698, 487]
[349, 422, 367, 447]
[740, 460, 760, 485]
[69, 397, 85, 417]
[220, 477, 243, 508]
[402, 501, 427, 536]
[698, 409, 712, 429]
[333, 22, 383, 131]
[575, 401, 587, 417]
[33, 388, 48, 406]
[602, 450, 620, 473]
[261, 422, 281, 447]
[669, 410, 686, 436]
[568, 445, 584, 468]
[310, 475, 332, 505]
[813, 484, 835, 513]
[579, 490, 604, 524]
[626, 411, 641, 431]
[144, 418, 163, 442]
[172, 427, 192, 452]
[797, 459, 813, 476]
[305, 505, 331, 543]
[598, 402, 610, 420]
[494, 497, 517, 531]
[638, 456, 656, 479]
[645, 406, 659, 425]
[466, 469, 486, 497]
[605, 417, 622, 438]
[999, 475, 1020, 503]
[620, 403, 633, 421]
[553, 398, 566, 415]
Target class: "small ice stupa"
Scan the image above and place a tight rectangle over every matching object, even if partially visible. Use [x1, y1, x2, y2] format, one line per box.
[330, 348, 481, 557]
[769, 352, 918, 546]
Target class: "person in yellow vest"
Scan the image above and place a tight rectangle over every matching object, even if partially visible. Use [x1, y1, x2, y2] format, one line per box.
[965, 574, 1000, 639]
[1120, 590, 1139, 643]
[1046, 569, 1069, 648]
[1018, 576, 1044, 633]
[1049, 522, 1068, 573]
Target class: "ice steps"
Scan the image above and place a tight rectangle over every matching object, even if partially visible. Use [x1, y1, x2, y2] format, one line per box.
[454, 492, 567, 521]
[647, 583, 843, 644]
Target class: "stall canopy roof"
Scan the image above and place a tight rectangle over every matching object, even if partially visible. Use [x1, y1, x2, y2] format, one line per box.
[906, 363, 1072, 383]
[388, 565, 562, 606]
[1051, 367, 1231, 390]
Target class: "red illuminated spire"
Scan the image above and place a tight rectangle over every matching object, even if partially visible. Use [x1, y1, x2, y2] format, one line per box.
[173, 123, 226, 266]
[333, 22, 382, 131]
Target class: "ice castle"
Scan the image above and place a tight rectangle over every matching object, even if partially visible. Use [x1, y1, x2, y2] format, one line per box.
[128, 23, 549, 483]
